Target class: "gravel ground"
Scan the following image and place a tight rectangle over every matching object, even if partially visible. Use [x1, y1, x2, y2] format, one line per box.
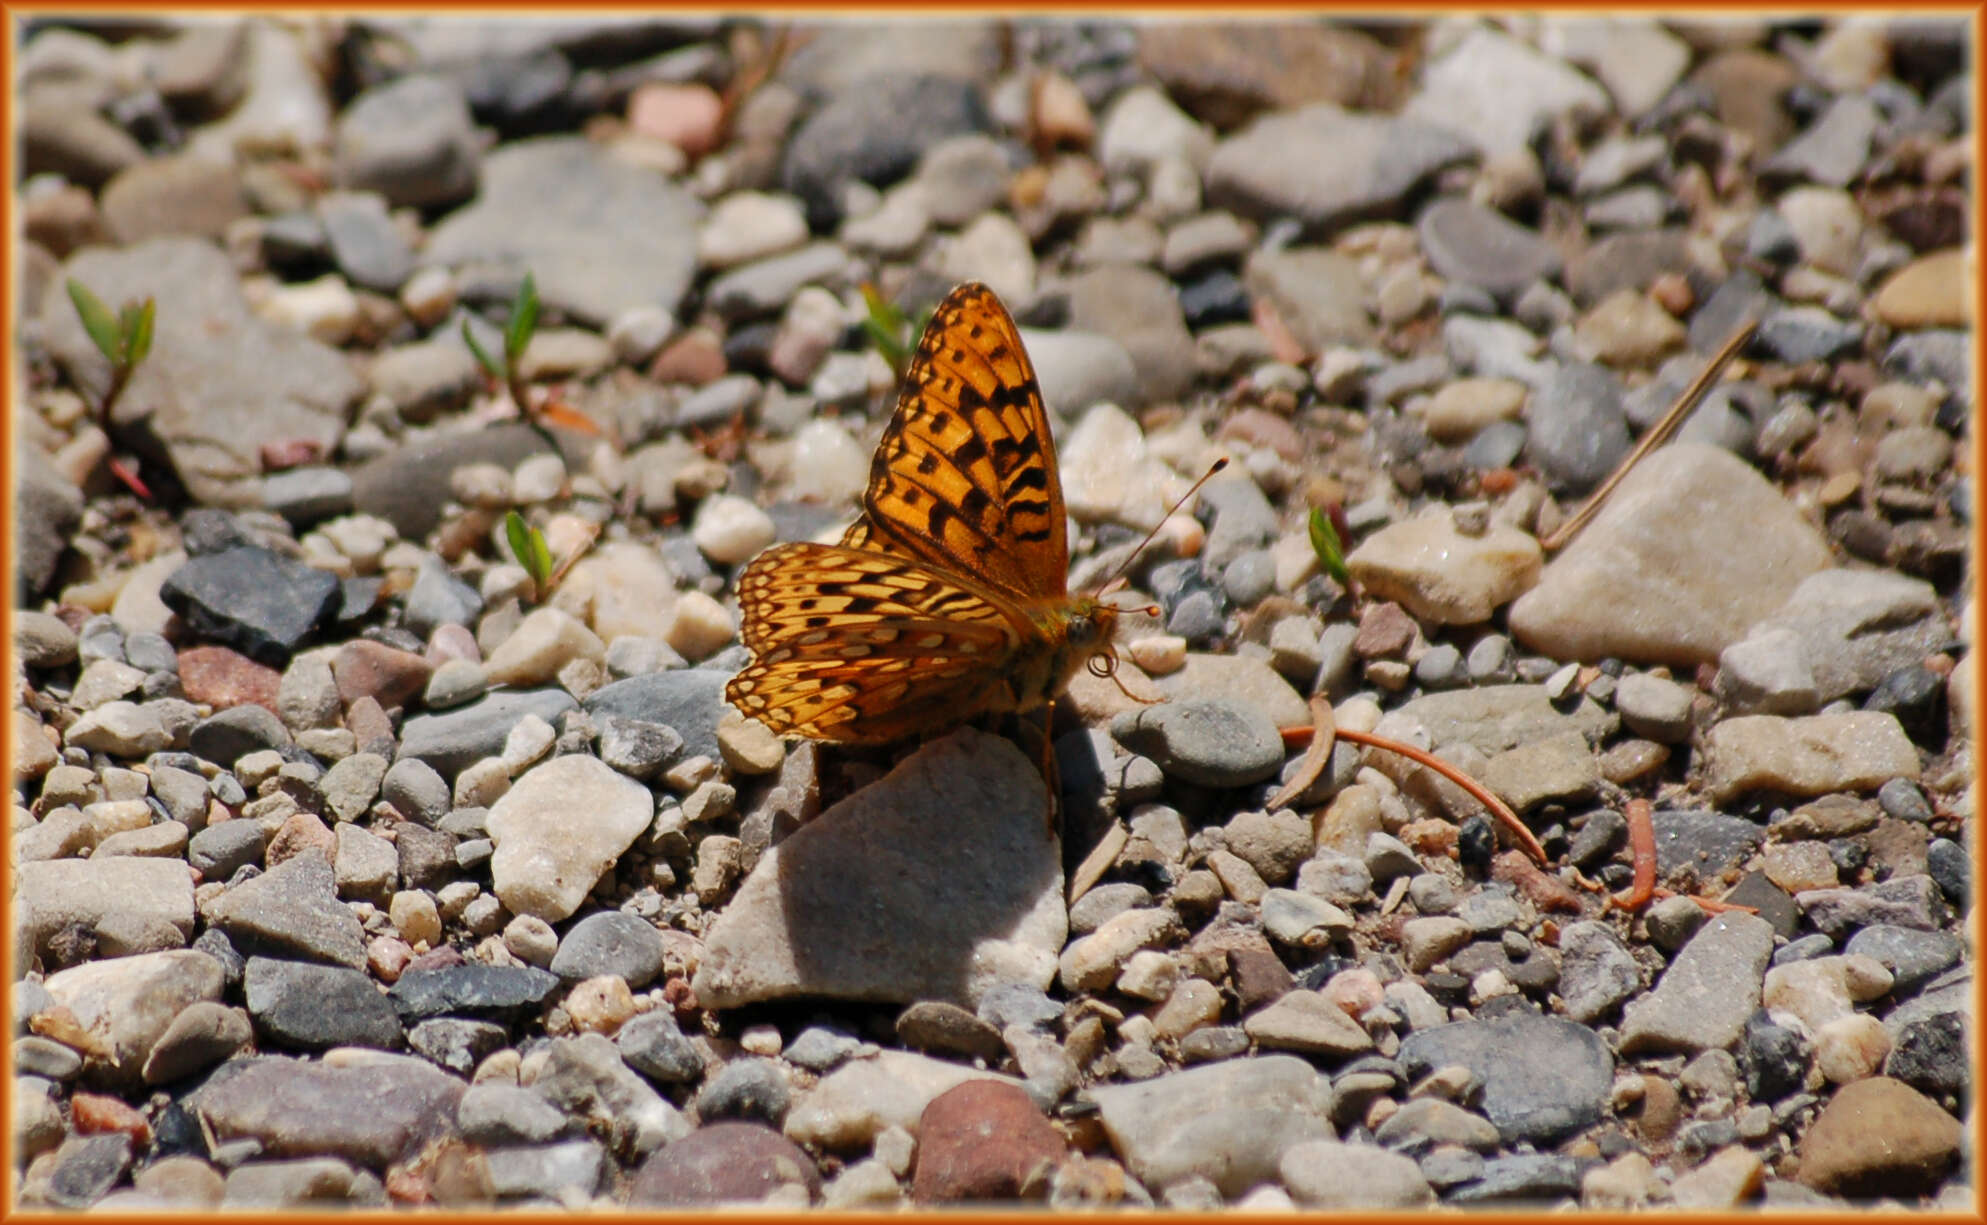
[11, 13, 1976, 1212]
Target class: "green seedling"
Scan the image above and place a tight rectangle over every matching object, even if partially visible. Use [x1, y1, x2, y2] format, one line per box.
[1308, 504, 1351, 587]
[464, 272, 597, 453]
[860, 283, 921, 382]
[65, 278, 156, 499]
[503, 509, 555, 601]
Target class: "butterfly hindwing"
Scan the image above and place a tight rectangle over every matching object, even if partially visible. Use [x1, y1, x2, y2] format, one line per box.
[725, 541, 1022, 743]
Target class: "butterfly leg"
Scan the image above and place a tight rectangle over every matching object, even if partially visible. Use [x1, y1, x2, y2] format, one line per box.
[1038, 701, 1061, 838]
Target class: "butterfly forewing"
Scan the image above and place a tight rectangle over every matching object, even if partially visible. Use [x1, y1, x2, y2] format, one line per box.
[857, 283, 1068, 602]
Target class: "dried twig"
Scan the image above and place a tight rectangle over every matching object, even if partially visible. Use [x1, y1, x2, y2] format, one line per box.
[1540, 321, 1758, 551]
[1278, 721, 1549, 867]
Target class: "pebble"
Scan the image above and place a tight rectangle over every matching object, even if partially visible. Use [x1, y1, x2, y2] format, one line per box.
[1619, 913, 1774, 1055]
[1346, 515, 1541, 625]
[1281, 1139, 1433, 1208]
[911, 1080, 1066, 1202]
[1701, 711, 1921, 804]
[1110, 699, 1283, 788]
[628, 1119, 818, 1206]
[1086, 1055, 1332, 1196]
[486, 754, 652, 923]
[1795, 1076, 1963, 1196]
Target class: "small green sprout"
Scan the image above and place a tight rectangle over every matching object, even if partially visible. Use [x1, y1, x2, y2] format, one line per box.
[65, 278, 156, 499]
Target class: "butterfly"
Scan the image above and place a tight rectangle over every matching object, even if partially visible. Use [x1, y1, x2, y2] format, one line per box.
[725, 281, 1133, 747]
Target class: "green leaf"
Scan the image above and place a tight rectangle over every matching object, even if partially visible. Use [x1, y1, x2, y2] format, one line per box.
[67, 279, 124, 366]
[859, 283, 912, 377]
[1308, 506, 1350, 586]
[462, 317, 504, 380]
[125, 298, 156, 368]
[504, 510, 553, 591]
[505, 272, 539, 364]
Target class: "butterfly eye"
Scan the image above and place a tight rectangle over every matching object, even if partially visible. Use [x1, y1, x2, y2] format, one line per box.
[1067, 613, 1100, 647]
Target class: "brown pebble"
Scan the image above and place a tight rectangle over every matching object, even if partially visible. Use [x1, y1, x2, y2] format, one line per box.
[1491, 850, 1588, 914]
[176, 646, 281, 713]
[71, 1091, 152, 1146]
[1228, 946, 1296, 1011]
[333, 639, 433, 711]
[912, 1080, 1068, 1203]
[266, 812, 336, 867]
[649, 329, 726, 386]
[1352, 601, 1418, 659]
[1635, 1074, 1682, 1142]
[1797, 1076, 1963, 1197]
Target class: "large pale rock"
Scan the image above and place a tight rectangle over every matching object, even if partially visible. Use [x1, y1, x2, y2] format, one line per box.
[1085, 1055, 1332, 1196]
[693, 730, 1065, 1010]
[1509, 444, 1832, 665]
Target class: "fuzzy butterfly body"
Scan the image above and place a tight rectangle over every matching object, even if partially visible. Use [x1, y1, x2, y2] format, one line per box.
[727, 282, 1117, 744]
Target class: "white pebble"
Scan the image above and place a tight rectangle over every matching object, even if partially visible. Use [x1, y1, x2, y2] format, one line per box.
[1128, 635, 1188, 675]
[399, 266, 457, 328]
[666, 590, 736, 661]
[692, 495, 777, 565]
[454, 757, 512, 808]
[512, 453, 568, 504]
[499, 714, 557, 776]
[389, 890, 442, 948]
[787, 420, 869, 506]
[450, 463, 514, 508]
[1814, 1013, 1891, 1084]
[260, 274, 361, 345]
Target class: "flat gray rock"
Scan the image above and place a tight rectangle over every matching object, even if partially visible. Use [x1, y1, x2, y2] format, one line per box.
[190, 1054, 467, 1169]
[422, 136, 702, 327]
[43, 238, 360, 507]
[1619, 912, 1775, 1055]
[1085, 1055, 1332, 1196]
[203, 853, 367, 970]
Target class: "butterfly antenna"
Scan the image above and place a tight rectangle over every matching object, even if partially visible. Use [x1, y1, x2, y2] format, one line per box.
[1092, 458, 1229, 601]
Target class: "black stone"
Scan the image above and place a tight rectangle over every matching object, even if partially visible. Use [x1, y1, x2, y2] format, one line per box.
[1927, 837, 1968, 907]
[245, 957, 405, 1051]
[1721, 872, 1799, 940]
[1176, 269, 1252, 328]
[159, 546, 342, 665]
[1457, 816, 1496, 871]
[1863, 665, 1945, 745]
[387, 963, 561, 1023]
[1740, 1012, 1811, 1103]
[1885, 1010, 1968, 1100]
